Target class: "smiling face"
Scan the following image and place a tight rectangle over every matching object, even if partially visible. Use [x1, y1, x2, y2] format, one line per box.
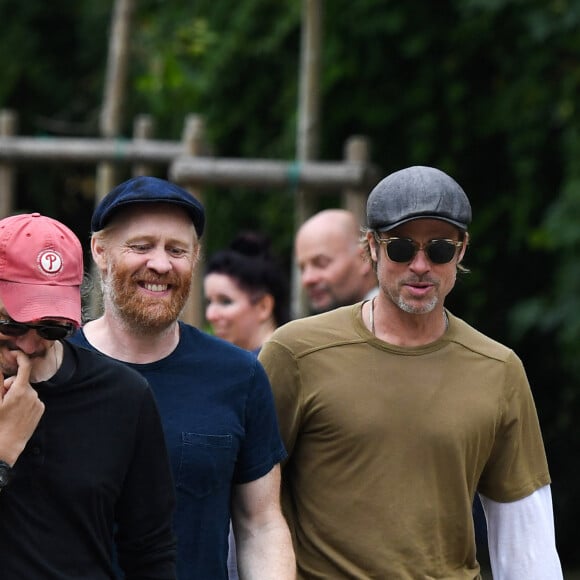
[204, 272, 273, 351]
[92, 203, 199, 333]
[368, 218, 467, 316]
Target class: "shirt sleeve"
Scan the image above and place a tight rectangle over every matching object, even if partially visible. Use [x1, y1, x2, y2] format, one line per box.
[478, 351, 551, 501]
[481, 485, 563, 580]
[258, 340, 301, 459]
[233, 358, 287, 484]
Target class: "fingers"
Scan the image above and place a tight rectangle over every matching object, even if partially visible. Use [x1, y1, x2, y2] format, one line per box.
[14, 351, 32, 385]
[12, 353, 43, 417]
[0, 353, 44, 466]
[2, 352, 33, 393]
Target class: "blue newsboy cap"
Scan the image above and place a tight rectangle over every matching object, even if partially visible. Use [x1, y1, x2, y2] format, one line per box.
[91, 176, 205, 237]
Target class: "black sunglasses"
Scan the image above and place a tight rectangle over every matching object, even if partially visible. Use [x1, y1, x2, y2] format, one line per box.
[375, 236, 464, 264]
[0, 318, 76, 340]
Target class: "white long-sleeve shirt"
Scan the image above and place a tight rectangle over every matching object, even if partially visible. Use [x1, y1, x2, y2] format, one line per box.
[481, 485, 563, 579]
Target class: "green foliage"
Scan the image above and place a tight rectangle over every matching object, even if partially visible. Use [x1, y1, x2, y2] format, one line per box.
[514, 173, 580, 360]
[130, 0, 300, 156]
[127, 0, 302, 258]
[0, 0, 111, 134]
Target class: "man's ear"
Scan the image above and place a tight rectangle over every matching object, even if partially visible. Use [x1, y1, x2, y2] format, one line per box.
[91, 236, 107, 270]
[367, 232, 379, 263]
[192, 242, 202, 266]
[458, 232, 469, 263]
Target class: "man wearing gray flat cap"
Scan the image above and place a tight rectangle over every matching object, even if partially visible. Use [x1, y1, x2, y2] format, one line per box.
[259, 165, 563, 578]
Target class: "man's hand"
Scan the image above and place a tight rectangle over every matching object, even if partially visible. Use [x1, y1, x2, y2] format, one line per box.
[0, 352, 45, 466]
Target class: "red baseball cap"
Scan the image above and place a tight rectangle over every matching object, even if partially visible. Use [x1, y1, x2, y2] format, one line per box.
[0, 213, 83, 326]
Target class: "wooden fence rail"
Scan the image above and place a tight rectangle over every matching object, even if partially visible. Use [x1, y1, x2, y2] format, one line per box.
[0, 136, 183, 164]
[0, 138, 380, 194]
[169, 156, 380, 191]
[0, 109, 381, 319]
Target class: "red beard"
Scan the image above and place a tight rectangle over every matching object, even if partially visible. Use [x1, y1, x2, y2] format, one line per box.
[106, 262, 193, 332]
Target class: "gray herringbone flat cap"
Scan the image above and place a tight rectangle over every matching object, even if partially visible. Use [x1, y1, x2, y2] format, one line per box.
[367, 166, 472, 232]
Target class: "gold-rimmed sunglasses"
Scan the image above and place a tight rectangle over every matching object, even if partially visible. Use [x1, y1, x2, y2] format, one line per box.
[374, 235, 464, 264]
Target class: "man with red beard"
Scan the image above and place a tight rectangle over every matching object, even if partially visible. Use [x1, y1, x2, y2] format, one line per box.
[69, 176, 295, 580]
[0, 212, 176, 579]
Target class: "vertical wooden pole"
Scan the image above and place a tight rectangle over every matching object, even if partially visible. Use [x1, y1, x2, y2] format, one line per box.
[96, 0, 135, 204]
[342, 135, 370, 227]
[179, 114, 206, 328]
[0, 110, 17, 218]
[132, 114, 155, 177]
[292, 0, 323, 319]
[90, 0, 135, 319]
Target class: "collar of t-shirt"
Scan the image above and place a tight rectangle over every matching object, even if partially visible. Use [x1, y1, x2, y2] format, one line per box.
[34, 340, 77, 387]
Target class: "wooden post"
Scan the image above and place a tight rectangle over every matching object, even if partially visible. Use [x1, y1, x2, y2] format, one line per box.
[96, 0, 135, 202]
[0, 110, 17, 218]
[292, 0, 324, 319]
[179, 114, 206, 328]
[342, 135, 371, 227]
[90, 0, 135, 319]
[132, 115, 155, 177]
[96, 0, 135, 198]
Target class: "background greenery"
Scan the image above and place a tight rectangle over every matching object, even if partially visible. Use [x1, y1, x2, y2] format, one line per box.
[2, 0, 580, 566]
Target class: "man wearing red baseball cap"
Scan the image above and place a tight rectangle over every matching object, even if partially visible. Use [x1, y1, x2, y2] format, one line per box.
[0, 212, 177, 579]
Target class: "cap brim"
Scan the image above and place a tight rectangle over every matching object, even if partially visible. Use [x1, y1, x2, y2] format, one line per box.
[376, 215, 469, 232]
[0, 281, 81, 326]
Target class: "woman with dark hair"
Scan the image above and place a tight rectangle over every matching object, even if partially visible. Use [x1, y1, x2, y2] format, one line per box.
[204, 231, 289, 354]
[204, 232, 290, 579]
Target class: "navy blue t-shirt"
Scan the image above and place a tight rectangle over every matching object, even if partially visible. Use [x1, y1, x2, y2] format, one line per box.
[71, 322, 286, 580]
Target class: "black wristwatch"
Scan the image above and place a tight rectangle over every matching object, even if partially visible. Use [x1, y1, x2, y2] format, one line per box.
[0, 460, 13, 490]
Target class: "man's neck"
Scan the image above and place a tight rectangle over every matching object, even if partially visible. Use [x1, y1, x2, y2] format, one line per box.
[30, 340, 64, 383]
[82, 314, 180, 364]
[365, 298, 448, 347]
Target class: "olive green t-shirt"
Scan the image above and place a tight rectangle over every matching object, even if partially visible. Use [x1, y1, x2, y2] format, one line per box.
[259, 303, 550, 579]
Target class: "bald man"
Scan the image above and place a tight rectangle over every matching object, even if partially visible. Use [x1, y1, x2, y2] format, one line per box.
[295, 209, 378, 314]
